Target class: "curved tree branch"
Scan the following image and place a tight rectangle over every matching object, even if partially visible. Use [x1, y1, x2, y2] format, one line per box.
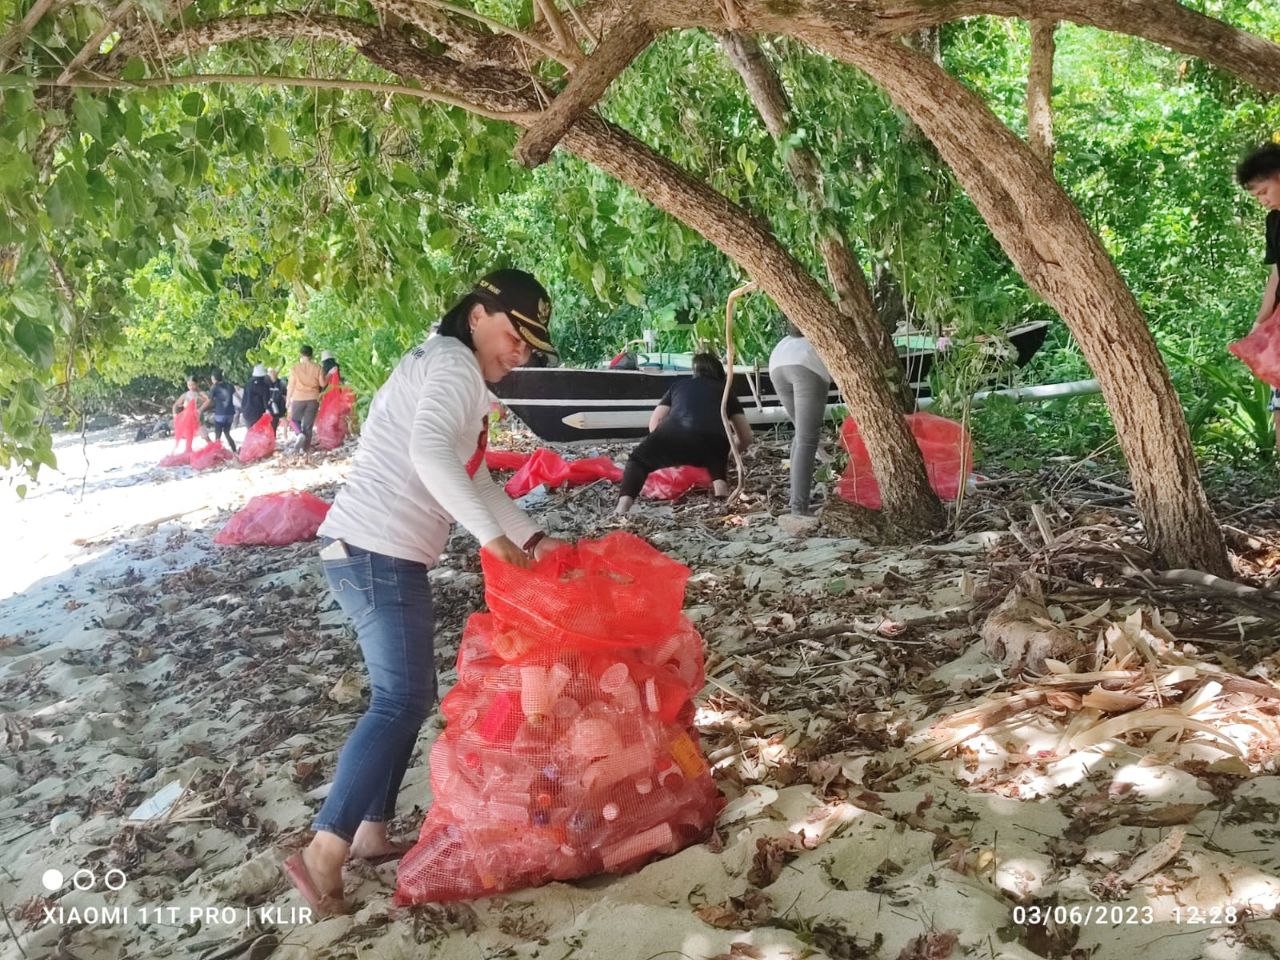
[514, 8, 653, 167]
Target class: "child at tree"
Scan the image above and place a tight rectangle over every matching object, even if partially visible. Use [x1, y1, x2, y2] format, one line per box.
[1237, 143, 1280, 450]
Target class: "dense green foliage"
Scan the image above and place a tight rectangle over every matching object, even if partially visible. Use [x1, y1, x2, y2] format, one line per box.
[3, 3, 1280, 487]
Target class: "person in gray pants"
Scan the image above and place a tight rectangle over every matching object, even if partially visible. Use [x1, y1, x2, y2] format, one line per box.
[769, 323, 832, 516]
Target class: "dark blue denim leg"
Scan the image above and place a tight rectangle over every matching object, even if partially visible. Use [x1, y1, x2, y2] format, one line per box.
[313, 547, 435, 842]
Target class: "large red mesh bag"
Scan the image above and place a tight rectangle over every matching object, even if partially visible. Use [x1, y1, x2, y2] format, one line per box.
[395, 532, 723, 904]
[1230, 305, 1280, 387]
[315, 375, 357, 450]
[173, 400, 199, 447]
[642, 466, 713, 501]
[836, 412, 974, 510]
[239, 413, 276, 463]
[213, 492, 331, 545]
[504, 449, 622, 498]
[160, 402, 201, 465]
[191, 441, 234, 471]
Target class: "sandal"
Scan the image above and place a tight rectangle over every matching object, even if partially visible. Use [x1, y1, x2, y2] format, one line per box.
[282, 852, 350, 917]
[351, 844, 412, 866]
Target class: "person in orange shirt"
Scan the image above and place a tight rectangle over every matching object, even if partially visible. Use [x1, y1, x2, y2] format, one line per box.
[286, 345, 327, 452]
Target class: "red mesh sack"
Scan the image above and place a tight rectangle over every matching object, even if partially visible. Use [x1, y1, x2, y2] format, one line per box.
[158, 449, 190, 468]
[504, 449, 622, 498]
[1230, 305, 1280, 387]
[191, 441, 234, 471]
[395, 532, 722, 904]
[836, 412, 974, 510]
[315, 380, 357, 450]
[642, 466, 713, 501]
[485, 450, 530, 472]
[173, 401, 199, 448]
[213, 492, 331, 546]
[239, 413, 276, 464]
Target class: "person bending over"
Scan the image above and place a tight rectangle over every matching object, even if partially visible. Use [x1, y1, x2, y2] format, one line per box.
[616, 352, 752, 515]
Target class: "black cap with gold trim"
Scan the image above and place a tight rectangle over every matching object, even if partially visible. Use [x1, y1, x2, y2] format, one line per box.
[474, 269, 555, 356]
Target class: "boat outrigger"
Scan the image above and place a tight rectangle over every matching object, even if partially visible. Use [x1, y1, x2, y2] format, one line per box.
[490, 321, 1055, 443]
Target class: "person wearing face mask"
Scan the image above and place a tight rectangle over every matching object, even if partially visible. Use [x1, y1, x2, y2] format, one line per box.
[284, 269, 567, 915]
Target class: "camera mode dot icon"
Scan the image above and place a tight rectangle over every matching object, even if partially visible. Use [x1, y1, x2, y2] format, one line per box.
[41, 869, 64, 892]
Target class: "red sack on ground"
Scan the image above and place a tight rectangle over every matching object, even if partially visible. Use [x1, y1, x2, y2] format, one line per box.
[238, 413, 276, 464]
[1229, 305, 1280, 387]
[395, 532, 723, 905]
[315, 382, 357, 450]
[504, 449, 622, 498]
[565, 456, 623, 486]
[642, 466, 713, 500]
[213, 492, 331, 546]
[191, 441, 234, 471]
[485, 450, 531, 472]
[836, 412, 974, 510]
[173, 401, 199, 448]
[158, 449, 190, 468]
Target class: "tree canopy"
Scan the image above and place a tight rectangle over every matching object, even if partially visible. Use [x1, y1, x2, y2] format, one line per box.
[3, 0, 1280, 565]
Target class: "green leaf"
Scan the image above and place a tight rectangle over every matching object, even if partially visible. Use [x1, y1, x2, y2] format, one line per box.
[267, 125, 291, 160]
[428, 227, 457, 251]
[181, 92, 204, 117]
[121, 57, 147, 82]
[10, 288, 43, 318]
[13, 318, 55, 368]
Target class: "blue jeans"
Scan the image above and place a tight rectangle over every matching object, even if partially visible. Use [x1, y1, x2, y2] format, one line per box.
[314, 542, 435, 842]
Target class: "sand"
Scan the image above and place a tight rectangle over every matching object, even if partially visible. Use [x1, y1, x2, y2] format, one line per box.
[2, 423, 1280, 960]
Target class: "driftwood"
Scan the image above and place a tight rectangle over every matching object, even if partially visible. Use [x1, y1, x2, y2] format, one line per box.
[982, 575, 1086, 676]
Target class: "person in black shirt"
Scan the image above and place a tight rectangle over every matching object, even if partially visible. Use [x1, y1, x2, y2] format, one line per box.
[1236, 144, 1280, 448]
[242, 364, 271, 427]
[266, 368, 288, 434]
[616, 352, 752, 514]
[202, 370, 238, 452]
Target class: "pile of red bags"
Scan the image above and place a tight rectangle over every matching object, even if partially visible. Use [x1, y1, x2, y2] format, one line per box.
[159, 450, 191, 468]
[836, 412, 974, 509]
[395, 532, 722, 904]
[239, 413, 276, 463]
[489, 449, 714, 502]
[1229, 305, 1280, 387]
[213, 492, 331, 546]
[504, 449, 622, 498]
[191, 441, 234, 471]
[642, 466, 712, 501]
[315, 373, 356, 450]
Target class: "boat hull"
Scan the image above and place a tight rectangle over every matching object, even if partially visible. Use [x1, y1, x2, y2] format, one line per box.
[490, 322, 1050, 443]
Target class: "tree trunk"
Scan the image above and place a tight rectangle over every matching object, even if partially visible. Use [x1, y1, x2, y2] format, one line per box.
[782, 31, 1229, 574]
[1027, 20, 1056, 168]
[719, 30, 911, 411]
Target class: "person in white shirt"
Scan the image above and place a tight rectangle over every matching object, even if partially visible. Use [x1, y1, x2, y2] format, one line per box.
[768, 322, 833, 516]
[284, 269, 566, 915]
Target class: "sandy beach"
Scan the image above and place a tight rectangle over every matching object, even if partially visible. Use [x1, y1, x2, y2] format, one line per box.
[4, 423, 1280, 960]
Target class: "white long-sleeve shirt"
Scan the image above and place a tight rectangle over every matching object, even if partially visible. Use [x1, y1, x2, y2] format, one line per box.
[318, 335, 540, 565]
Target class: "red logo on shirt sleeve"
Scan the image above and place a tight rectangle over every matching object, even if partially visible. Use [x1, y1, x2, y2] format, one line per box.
[464, 416, 489, 477]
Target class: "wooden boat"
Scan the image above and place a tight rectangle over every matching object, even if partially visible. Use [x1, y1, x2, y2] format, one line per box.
[490, 321, 1051, 442]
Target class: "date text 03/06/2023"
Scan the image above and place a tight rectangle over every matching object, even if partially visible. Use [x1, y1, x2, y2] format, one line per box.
[1012, 905, 1240, 926]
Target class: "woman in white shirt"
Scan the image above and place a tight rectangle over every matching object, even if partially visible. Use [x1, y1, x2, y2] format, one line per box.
[284, 270, 566, 915]
[768, 322, 833, 516]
